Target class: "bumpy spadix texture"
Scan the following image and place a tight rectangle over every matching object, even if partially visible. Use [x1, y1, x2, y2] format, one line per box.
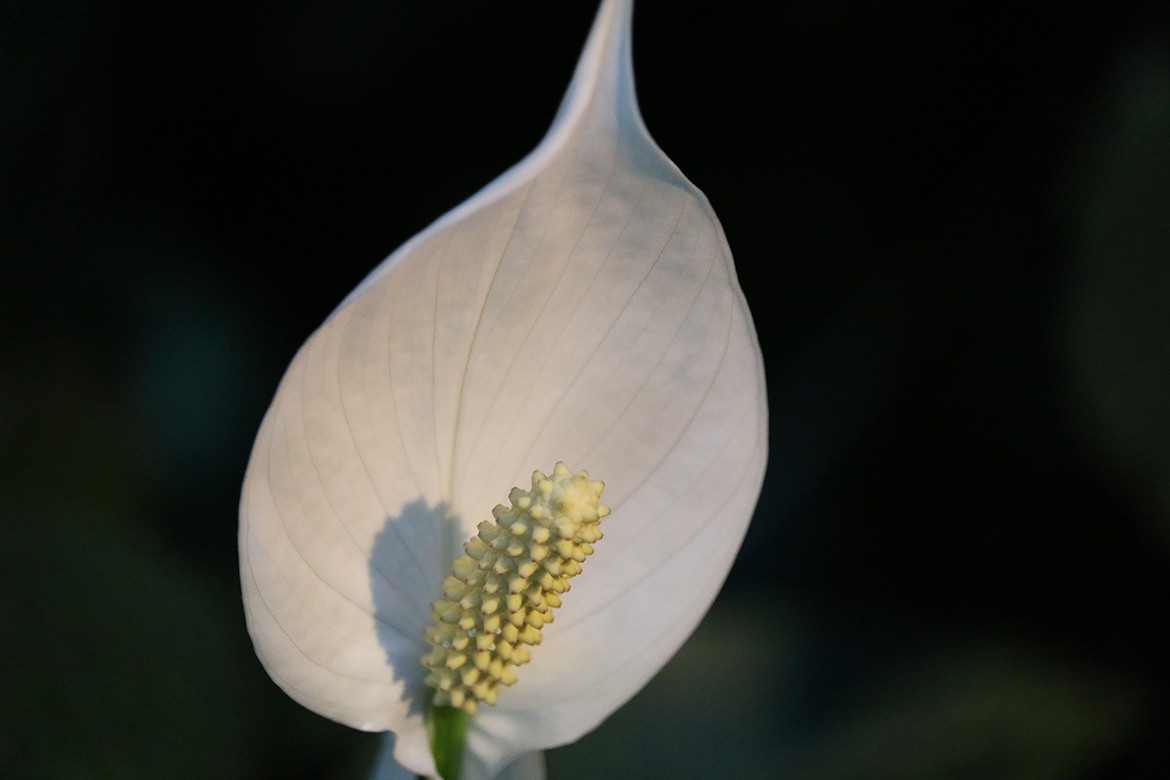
[239, 0, 767, 778]
[423, 464, 608, 714]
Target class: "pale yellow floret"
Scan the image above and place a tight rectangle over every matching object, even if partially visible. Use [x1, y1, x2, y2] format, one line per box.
[421, 462, 608, 715]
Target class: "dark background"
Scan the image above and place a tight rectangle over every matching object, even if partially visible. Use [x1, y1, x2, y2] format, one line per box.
[3, 0, 1170, 778]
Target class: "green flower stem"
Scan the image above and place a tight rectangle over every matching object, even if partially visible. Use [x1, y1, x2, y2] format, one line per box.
[425, 702, 469, 780]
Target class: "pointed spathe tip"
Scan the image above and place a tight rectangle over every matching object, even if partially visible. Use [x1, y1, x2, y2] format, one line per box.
[544, 0, 649, 149]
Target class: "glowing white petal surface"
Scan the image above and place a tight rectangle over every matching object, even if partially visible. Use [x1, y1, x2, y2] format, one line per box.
[240, 0, 767, 777]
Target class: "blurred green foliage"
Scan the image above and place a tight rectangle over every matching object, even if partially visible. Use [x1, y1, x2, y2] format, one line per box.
[550, 605, 1142, 780]
[1060, 42, 1170, 540]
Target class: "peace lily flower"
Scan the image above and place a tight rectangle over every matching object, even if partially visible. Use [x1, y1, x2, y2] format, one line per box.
[239, 0, 766, 778]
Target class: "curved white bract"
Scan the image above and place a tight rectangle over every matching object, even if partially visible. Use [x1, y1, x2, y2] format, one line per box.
[239, 0, 767, 778]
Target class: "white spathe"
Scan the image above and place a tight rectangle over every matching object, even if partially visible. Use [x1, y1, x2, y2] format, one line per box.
[239, 0, 767, 778]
